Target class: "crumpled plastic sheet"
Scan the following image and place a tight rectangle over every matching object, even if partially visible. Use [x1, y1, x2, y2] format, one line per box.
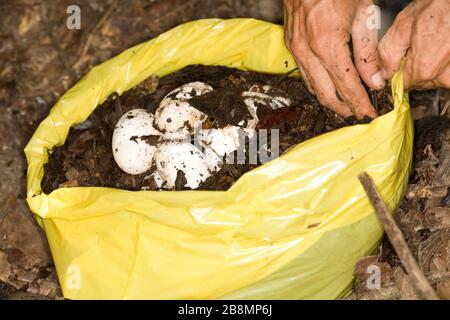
[25, 18, 413, 299]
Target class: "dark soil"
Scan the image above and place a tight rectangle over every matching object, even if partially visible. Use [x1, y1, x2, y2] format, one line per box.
[42, 65, 393, 193]
[349, 114, 450, 300]
[414, 116, 450, 159]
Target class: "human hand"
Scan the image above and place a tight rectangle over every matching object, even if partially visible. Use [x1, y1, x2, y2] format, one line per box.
[378, 0, 450, 90]
[284, 0, 384, 119]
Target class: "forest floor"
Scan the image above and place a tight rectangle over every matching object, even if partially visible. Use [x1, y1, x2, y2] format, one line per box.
[0, 0, 448, 299]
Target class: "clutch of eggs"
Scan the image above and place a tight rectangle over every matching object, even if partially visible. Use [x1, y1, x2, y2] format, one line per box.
[111, 82, 290, 189]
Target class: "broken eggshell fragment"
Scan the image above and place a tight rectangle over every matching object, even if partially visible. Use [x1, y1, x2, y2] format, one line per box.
[240, 84, 291, 134]
[142, 170, 166, 190]
[112, 109, 161, 175]
[167, 81, 213, 100]
[155, 141, 218, 189]
[199, 86, 289, 158]
[201, 141, 222, 172]
[197, 86, 289, 157]
[243, 84, 291, 110]
[155, 82, 213, 136]
[199, 125, 241, 158]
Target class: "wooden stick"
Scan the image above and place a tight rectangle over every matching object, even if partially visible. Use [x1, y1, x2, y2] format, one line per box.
[358, 172, 440, 300]
[75, 0, 119, 66]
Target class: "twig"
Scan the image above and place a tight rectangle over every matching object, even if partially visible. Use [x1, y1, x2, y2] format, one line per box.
[431, 89, 441, 116]
[434, 130, 450, 187]
[152, 0, 199, 24]
[425, 130, 450, 209]
[74, 0, 119, 68]
[40, 0, 78, 82]
[139, 0, 200, 34]
[440, 100, 450, 116]
[358, 171, 440, 300]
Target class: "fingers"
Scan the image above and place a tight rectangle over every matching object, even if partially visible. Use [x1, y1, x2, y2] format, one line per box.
[289, 6, 316, 95]
[307, 21, 377, 118]
[296, 61, 315, 95]
[438, 65, 450, 88]
[400, 2, 450, 90]
[404, 54, 450, 90]
[352, 1, 385, 90]
[304, 57, 354, 117]
[283, 1, 293, 43]
[295, 53, 353, 117]
[284, 0, 376, 118]
[289, 4, 353, 117]
[320, 46, 377, 119]
[378, 5, 414, 80]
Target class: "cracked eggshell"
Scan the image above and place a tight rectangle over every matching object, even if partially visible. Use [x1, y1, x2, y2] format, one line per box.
[155, 82, 213, 134]
[155, 141, 212, 189]
[151, 170, 165, 188]
[112, 109, 161, 175]
[201, 142, 222, 173]
[142, 171, 166, 190]
[155, 100, 205, 134]
[166, 81, 213, 100]
[242, 85, 291, 119]
[200, 125, 241, 158]
[160, 127, 191, 141]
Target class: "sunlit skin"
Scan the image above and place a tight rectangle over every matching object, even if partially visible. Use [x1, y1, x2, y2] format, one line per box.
[284, 0, 450, 119]
[378, 0, 450, 90]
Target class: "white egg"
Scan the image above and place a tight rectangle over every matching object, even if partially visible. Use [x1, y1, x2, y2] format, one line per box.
[155, 82, 213, 134]
[155, 141, 214, 189]
[112, 109, 161, 175]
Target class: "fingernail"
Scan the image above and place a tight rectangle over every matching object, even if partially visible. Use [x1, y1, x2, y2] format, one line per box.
[371, 71, 385, 88]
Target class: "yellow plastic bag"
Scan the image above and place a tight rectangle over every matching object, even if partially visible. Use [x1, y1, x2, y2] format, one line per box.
[25, 18, 413, 299]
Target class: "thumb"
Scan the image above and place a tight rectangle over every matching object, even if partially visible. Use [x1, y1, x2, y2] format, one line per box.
[378, 7, 414, 80]
[352, 2, 385, 90]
